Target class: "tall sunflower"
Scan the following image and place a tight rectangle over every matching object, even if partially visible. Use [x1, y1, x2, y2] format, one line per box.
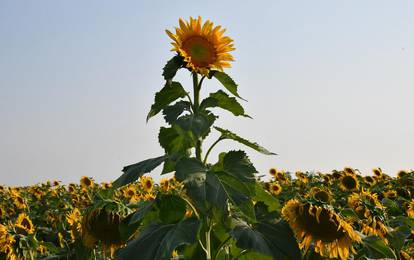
[166, 16, 235, 75]
[14, 213, 35, 235]
[282, 199, 361, 259]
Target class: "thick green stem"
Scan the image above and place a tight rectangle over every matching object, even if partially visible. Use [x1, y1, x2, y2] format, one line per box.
[192, 72, 202, 161]
[205, 219, 212, 260]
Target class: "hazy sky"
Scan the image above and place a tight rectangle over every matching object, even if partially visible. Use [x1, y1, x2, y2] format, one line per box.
[1, 1, 414, 186]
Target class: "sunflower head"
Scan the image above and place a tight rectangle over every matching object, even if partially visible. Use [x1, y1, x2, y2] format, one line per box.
[332, 171, 342, 179]
[282, 199, 361, 260]
[383, 190, 397, 200]
[398, 170, 408, 178]
[363, 176, 376, 186]
[269, 168, 277, 176]
[343, 167, 356, 175]
[269, 182, 282, 195]
[406, 199, 414, 218]
[80, 176, 94, 188]
[14, 213, 35, 235]
[166, 16, 235, 75]
[339, 173, 360, 192]
[160, 178, 170, 192]
[373, 168, 382, 177]
[140, 176, 154, 193]
[309, 187, 332, 203]
[13, 195, 26, 209]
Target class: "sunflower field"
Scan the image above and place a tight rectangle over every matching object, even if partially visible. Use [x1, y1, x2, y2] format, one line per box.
[2, 17, 414, 260]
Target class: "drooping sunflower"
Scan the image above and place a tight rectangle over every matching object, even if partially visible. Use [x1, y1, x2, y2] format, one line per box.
[282, 199, 361, 259]
[80, 176, 94, 188]
[339, 173, 359, 192]
[166, 16, 235, 75]
[14, 213, 35, 235]
[348, 190, 388, 238]
[269, 182, 282, 195]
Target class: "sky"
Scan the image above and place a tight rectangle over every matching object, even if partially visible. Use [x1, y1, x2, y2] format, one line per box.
[1, 1, 414, 186]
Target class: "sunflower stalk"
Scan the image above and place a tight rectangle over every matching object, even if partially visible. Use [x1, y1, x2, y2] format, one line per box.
[192, 72, 203, 161]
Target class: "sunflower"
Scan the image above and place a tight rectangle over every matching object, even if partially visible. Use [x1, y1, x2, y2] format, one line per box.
[398, 170, 409, 178]
[160, 178, 170, 192]
[0, 224, 15, 254]
[363, 176, 376, 186]
[343, 167, 355, 175]
[282, 199, 361, 259]
[339, 173, 359, 192]
[166, 16, 235, 75]
[309, 187, 332, 203]
[13, 195, 26, 209]
[80, 176, 94, 188]
[372, 168, 382, 177]
[383, 190, 397, 199]
[295, 171, 309, 184]
[332, 171, 342, 179]
[348, 190, 388, 238]
[66, 208, 82, 231]
[269, 168, 277, 176]
[140, 176, 154, 193]
[14, 213, 35, 235]
[407, 199, 414, 218]
[269, 182, 282, 195]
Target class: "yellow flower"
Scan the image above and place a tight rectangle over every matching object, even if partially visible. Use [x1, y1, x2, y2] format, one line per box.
[166, 16, 235, 75]
[282, 199, 361, 260]
[13, 195, 26, 209]
[363, 176, 376, 186]
[372, 168, 382, 177]
[268, 182, 282, 195]
[339, 173, 359, 192]
[14, 213, 35, 235]
[160, 178, 171, 192]
[269, 168, 277, 176]
[343, 167, 356, 175]
[383, 190, 397, 199]
[66, 208, 82, 231]
[309, 187, 332, 203]
[140, 176, 154, 193]
[0, 224, 15, 253]
[80, 176, 94, 188]
[407, 199, 414, 218]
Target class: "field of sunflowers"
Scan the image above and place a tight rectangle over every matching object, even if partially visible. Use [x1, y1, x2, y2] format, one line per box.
[2, 16, 414, 260]
[1, 169, 414, 259]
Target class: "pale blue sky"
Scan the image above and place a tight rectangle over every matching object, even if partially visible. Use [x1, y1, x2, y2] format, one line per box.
[1, 1, 413, 186]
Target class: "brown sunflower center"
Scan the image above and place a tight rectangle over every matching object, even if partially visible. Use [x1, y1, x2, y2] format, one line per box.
[297, 204, 345, 242]
[342, 176, 357, 190]
[182, 36, 216, 67]
[146, 180, 152, 189]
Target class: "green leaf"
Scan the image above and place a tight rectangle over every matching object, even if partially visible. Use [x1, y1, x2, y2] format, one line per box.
[200, 90, 250, 117]
[387, 225, 411, 251]
[128, 200, 155, 225]
[113, 155, 168, 188]
[209, 71, 245, 100]
[221, 150, 258, 182]
[231, 220, 301, 260]
[162, 101, 191, 124]
[215, 127, 276, 155]
[158, 125, 196, 155]
[162, 55, 184, 81]
[254, 183, 280, 212]
[390, 216, 414, 229]
[176, 112, 216, 139]
[117, 218, 200, 260]
[157, 194, 187, 224]
[147, 82, 187, 121]
[363, 236, 396, 259]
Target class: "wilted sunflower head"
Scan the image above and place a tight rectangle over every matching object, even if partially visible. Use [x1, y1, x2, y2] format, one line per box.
[282, 200, 361, 260]
[80, 176, 94, 188]
[140, 176, 154, 193]
[269, 182, 282, 195]
[339, 173, 360, 192]
[363, 176, 376, 186]
[14, 213, 35, 235]
[166, 16, 235, 75]
[398, 170, 408, 178]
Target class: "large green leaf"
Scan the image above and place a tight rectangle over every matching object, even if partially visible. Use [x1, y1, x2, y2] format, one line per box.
[363, 236, 396, 259]
[221, 150, 258, 182]
[116, 218, 200, 260]
[231, 220, 301, 260]
[387, 225, 411, 251]
[147, 82, 187, 121]
[128, 200, 156, 225]
[162, 55, 184, 81]
[113, 155, 168, 188]
[158, 125, 196, 155]
[254, 183, 280, 212]
[215, 127, 276, 155]
[199, 90, 250, 117]
[162, 100, 191, 124]
[209, 71, 245, 100]
[176, 112, 216, 139]
[157, 194, 187, 224]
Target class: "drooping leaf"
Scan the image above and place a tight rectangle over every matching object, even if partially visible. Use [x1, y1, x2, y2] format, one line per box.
[363, 236, 396, 259]
[231, 220, 301, 260]
[157, 194, 187, 224]
[215, 127, 276, 155]
[162, 55, 185, 81]
[147, 82, 187, 121]
[209, 70, 245, 100]
[113, 155, 168, 188]
[162, 100, 191, 124]
[199, 90, 250, 117]
[116, 218, 200, 260]
[158, 125, 196, 155]
[176, 112, 216, 139]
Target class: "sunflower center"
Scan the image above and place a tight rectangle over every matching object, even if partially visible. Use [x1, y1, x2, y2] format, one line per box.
[297, 204, 345, 242]
[342, 176, 357, 190]
[182, 36, 216, 67]
[314, 191, 330, 202]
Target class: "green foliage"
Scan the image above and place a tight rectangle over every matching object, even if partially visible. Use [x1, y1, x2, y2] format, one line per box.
[362, 236, 397, 259]
[200, 90, 249, 117]
[209, 70, 245, 100]
[162, 55, 185, 81]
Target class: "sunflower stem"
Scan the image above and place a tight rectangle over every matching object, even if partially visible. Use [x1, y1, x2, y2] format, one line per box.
[203, 136, 225, 164]
[192, 72, 203, 161]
